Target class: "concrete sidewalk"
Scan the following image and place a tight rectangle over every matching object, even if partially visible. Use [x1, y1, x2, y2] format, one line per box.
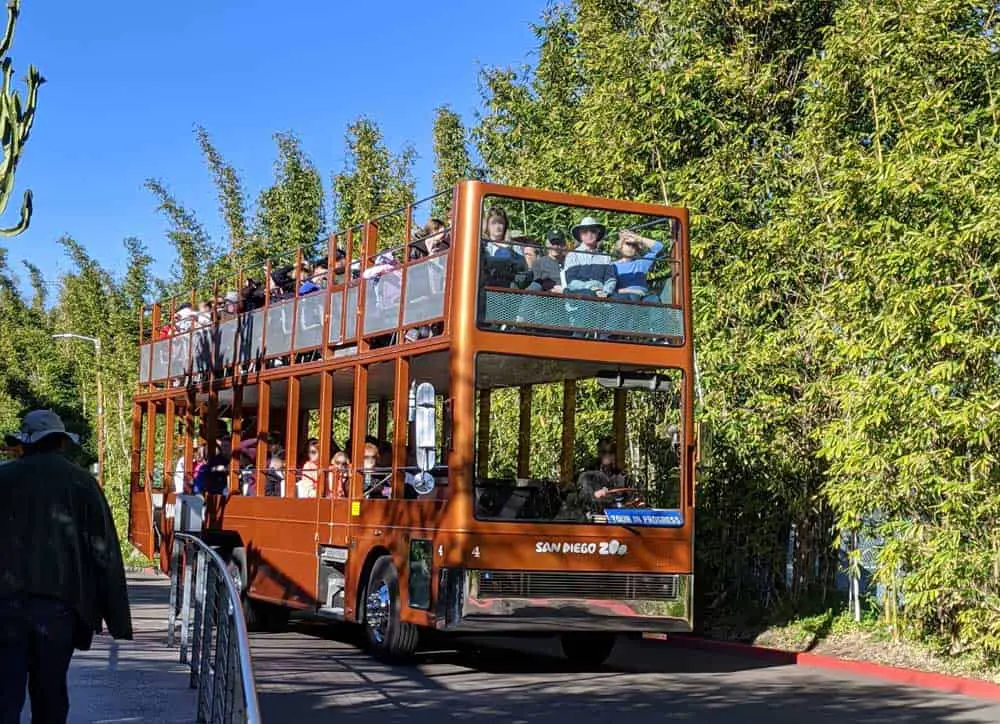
[21, 571, 196, 724]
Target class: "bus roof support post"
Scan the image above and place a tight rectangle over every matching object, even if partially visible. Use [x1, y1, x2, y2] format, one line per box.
[476, 389, 491, 481]
[560, 380, 576, 486]
[517, 385, 532, 479]
[613, 389, 627, 471]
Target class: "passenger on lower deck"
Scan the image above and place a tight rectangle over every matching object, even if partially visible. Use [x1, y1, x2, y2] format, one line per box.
[328, 450, 349, 498]
[296, 438, 320, 498]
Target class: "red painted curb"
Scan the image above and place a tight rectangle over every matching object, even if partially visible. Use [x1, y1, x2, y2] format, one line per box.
[648, 634, 1000, 702]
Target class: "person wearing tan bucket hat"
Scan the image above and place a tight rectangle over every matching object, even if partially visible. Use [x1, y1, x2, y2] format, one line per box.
[563, 215, 617, 298]
[0, 409, 132, 723]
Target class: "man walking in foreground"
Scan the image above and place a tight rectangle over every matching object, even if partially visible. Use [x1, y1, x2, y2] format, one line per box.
[0, 410, 133, 724]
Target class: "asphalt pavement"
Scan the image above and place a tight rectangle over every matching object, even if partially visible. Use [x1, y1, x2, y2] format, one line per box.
[20, 572, 196, 724]
[250, 620, 1000, 724]
[28, 572, 1000, 723]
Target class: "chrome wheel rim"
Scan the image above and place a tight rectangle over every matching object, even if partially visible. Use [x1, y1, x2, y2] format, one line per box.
[365, 582, 391, 644]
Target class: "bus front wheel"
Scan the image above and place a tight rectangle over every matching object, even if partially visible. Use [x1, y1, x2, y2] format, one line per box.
[560, 633, 617, 668]
[363, 555, 418, 661]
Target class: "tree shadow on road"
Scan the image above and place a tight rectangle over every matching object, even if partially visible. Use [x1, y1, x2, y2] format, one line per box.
[249, 625, 1000, 724]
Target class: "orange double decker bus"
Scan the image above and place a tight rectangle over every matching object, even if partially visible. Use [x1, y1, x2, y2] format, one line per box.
[129, 181, 698, 664]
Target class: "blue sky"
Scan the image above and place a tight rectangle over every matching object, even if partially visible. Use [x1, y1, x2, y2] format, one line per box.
[6, 0, 545, 290]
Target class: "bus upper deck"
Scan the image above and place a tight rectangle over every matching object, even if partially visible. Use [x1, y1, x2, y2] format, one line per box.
[136, 182, 690, 393]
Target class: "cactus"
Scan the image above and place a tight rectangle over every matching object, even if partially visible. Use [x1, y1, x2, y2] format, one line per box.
[0, 0, 42, 236]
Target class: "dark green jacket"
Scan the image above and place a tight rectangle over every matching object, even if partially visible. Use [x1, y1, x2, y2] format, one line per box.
[0, 452, 133, 648]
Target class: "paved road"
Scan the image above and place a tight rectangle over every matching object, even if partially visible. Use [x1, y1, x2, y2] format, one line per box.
[19, 572, 196, 724]
[249, 621, 1000, 724]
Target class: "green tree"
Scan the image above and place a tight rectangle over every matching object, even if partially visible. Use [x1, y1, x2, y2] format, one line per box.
[332, 117, 416, 253]
[254, 131, 327, 263]
[797, 0, 1000, 656]
[0, 0, 43, 236]
[52, 235, 153, 561]
[195, 125, 255, 266]
[144, 179, 215, 293]
[477, 0, 842, 611]
[22, 260, 45, 311]
[431, 106, 475, 218]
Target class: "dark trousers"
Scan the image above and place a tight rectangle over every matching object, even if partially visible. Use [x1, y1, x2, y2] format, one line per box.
[0, 597, 77, 724]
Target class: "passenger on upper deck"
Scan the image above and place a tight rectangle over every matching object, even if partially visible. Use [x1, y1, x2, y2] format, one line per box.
[526, 230, 568, 293]
[563, 217, 617, 298]
[614, 229, 664, 303]
[482, 206, 530, 289]
[408, 219, 448, 260]
[175, 304, 199, 333]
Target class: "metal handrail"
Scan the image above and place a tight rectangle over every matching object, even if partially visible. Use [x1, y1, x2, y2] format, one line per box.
[167, 531, 261, 723]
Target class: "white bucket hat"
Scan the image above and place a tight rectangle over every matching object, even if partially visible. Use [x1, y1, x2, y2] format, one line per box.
[571, 216, 607, 243]
[10, 409, 80, 445]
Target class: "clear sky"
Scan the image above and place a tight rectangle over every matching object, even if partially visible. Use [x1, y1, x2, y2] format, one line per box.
[6, 0, 545, 289]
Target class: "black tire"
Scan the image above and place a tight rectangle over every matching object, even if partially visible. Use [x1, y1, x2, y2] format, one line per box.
[226, 557, 288, 633]
[363, 555, 418, 661]
[559, 633, 617, 668]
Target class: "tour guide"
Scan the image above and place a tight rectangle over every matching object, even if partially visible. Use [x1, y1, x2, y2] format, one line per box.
[0, 409, 133, 724]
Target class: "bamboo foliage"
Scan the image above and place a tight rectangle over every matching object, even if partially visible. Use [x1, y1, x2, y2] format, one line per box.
[476, 0, 1000, 660]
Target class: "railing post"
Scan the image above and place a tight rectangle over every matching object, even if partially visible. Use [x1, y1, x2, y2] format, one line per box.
[189, 546, 207, 685]
[167, 536, 181, 647]
[197, 563, 218, 722]
[180, 541, 195, 664]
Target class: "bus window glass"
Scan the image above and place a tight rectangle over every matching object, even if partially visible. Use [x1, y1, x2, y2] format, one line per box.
[478, 195, 683, 345]
[363, 362, 396, 500]
[475, 353, 683, 526]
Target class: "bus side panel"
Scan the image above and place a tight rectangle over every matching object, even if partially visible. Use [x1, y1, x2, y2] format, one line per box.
[231, 498, 319, 610]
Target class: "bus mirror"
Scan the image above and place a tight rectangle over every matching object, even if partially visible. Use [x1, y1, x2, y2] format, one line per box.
[597, 370, 673, 392]
[414, 382, 437, 473]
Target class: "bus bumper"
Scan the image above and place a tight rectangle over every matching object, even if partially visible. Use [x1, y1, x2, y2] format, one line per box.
[434, 569, 692, 633]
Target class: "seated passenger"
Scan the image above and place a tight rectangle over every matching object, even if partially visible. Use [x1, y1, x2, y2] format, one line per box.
[268, 267, 295, 302]
[481, 206, 530, 289]
[310, 260, 329, 291]
[563, 217, 617, 298]
[197, 300, 213, 328]
[328, 450, 350, 498]
[614, 229, 664, 303]
[220, 291, 241, 319]
[408, 219, 448, 259]
[265, 450, 285, 497]
[174, 304, 199, 333]
[296, 438, 320, 498]
[526, 230, 568, 293]
[295, 260, 321, 296]
[361, 442, 390, 498]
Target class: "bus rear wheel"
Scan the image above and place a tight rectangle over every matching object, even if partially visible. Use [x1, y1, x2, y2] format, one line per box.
[559, 633, 617, 668]
[363, 555, 418, 662]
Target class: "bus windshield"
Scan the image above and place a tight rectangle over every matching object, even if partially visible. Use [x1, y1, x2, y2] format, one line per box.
[474, 353, 684, 527]
[477, 195, 683, 345]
